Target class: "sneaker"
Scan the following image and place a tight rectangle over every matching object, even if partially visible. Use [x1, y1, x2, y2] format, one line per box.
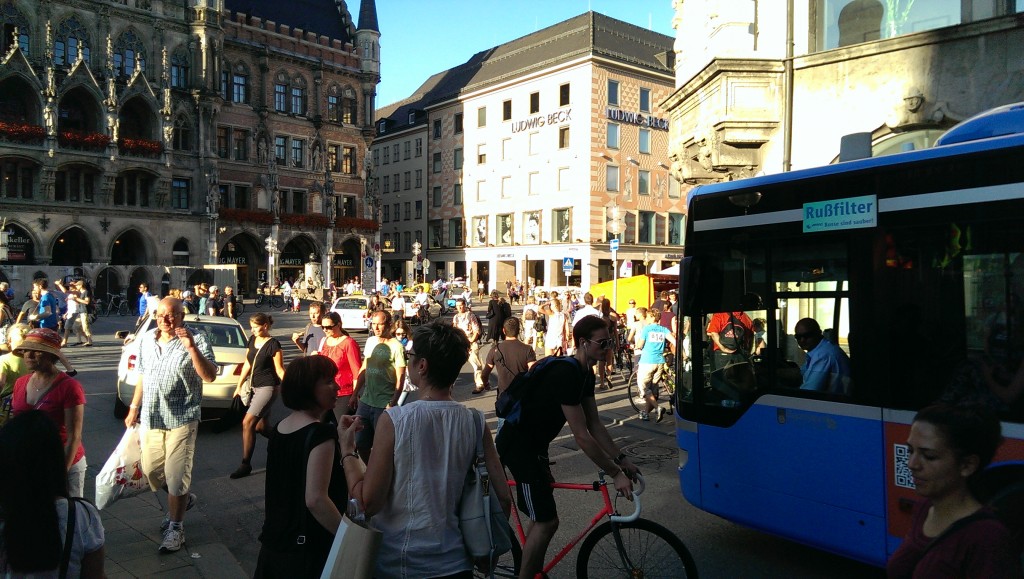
[159, 527, 185, 553]
[639, 411, 650, 421]
[656, 407, 666, 423]
[160, 493, 197, 532]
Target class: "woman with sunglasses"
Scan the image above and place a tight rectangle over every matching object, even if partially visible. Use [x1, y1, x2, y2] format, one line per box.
[231, 313, 286, 479]
[317, 312, 361, 421]
[393, 320, 416, 406]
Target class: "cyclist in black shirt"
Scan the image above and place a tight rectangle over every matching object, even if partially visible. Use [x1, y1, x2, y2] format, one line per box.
[495, 315, 639, 579]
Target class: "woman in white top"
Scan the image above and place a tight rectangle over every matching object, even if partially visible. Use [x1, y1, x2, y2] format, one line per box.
[340, 322, 510, 579]
[0, 411, 104, 578]
[541, 297, 570, 357]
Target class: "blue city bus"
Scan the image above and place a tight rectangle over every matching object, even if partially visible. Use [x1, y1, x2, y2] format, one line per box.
[675, 104, 1024, 567]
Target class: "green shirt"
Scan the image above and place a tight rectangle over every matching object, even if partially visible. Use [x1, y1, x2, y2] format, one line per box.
[0, 353, 28, 399]
[360, 337, 406, 408]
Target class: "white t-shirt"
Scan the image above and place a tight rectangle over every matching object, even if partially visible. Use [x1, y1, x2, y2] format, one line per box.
[0, 498, 105, 578]
[390, 295, 406, 312]
[571, 305, 602, 326]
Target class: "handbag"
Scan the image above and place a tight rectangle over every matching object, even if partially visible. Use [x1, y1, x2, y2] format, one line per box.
[319, 509, 382, 579]
[459, 409, 512, 568]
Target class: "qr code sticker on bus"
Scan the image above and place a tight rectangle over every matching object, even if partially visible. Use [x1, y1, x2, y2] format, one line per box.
[894, 443, 915, 489]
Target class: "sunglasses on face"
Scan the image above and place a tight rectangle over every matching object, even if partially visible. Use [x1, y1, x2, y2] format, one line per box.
[395, 332, 406, 337]
[321, 324, 336, 329]
[587, 337, 615, 349]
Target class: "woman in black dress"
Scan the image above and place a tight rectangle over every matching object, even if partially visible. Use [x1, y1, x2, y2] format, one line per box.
[231, 313, 286, 479]
[255, 356, 348, 578]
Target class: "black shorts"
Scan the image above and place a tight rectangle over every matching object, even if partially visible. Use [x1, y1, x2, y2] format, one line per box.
[501, 449, 557, 523]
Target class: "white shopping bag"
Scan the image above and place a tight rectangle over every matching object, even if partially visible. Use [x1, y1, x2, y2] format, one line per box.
[95, 425, 149, 510]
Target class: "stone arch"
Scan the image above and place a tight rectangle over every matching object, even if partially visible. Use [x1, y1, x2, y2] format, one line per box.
[56, 84, 104, 134]
[93, 266, 121, 297]
[172, 237, 190, 266]
[49, 225, 94, 266]
[127, 266, 151, 307]
[280, 234, 320, 282]
[220, 231, 264, 295]
[0, 73, 43, 125]
[109, 227, 153, 265]
[118, 95, 160, 141]
[0, 221, 40, 265]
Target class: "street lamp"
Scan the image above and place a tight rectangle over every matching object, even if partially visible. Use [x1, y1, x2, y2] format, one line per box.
[411, 240, 422, 283]
[265, 235, 278, 288]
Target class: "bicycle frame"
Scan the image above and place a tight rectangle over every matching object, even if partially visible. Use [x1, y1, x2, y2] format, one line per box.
[506, 474, 643, 576]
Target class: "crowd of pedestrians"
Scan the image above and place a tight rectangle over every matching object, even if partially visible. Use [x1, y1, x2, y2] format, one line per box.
[0, 277, 1020, 578]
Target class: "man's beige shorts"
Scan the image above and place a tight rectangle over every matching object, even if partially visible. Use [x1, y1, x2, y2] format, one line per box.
[141, 422, 198, 496]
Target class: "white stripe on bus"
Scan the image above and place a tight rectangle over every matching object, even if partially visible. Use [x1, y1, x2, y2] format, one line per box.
[694, 182, 1024, 231]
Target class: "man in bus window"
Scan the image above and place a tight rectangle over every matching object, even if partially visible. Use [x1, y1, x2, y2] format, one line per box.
[707, 310, 753, 369]
[795, 317, 852, 395]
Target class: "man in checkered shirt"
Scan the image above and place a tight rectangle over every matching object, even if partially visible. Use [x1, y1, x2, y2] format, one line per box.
[125, 297, 217, 554]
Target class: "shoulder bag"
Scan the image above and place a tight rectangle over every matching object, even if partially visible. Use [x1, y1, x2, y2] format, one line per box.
[459, 409, 512, 572]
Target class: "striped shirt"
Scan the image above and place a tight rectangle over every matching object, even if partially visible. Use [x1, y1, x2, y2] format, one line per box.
[137, 328, 216, 430]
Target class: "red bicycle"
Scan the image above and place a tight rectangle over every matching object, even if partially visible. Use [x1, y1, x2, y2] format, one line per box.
[482, 472, 698, 578]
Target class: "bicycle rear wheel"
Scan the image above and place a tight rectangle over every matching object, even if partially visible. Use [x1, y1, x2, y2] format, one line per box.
[576, 518, 698, 579]
[627, 370, 644, 414]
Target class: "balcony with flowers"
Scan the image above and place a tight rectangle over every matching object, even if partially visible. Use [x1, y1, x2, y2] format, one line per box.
[58, 129, 112, 152]
[282, 213, 331, 229]
[335, 216, 379, 231]
[0, 121, 46, 145]
[219, 207, 274, 225]
[118, 137, 163, 158]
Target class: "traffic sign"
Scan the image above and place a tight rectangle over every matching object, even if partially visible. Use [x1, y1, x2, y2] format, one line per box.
[609, 238, 619, 252]
[562, 257, 574, 273]
[364, 256, 375, 269]
[423, 258, 431, 268]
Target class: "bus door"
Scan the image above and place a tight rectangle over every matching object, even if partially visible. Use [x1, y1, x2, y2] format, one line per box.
[686, 239, 887, 566]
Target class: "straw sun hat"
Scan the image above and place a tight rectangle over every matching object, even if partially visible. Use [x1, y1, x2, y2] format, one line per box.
[13, 328, 76, 373]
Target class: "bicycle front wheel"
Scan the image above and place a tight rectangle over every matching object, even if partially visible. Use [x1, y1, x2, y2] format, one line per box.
[270, 296, 284, 309]
[628, 370, 644, 414]
[576, 518, 698, 579]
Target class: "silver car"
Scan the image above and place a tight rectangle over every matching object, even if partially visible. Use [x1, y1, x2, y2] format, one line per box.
[113, 313, 249, 417]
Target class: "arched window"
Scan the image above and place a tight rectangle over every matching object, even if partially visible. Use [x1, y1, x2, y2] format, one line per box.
[173, 115, 192, 151]
[170, 48, 189, 89]
[113, 29, 146, 77]
[230, 63, 249, 104]
[0, 2, 30, 56]
[172, 238, 189, 266]
[55, 16, 90, 65]
[342, 86, 357, 125]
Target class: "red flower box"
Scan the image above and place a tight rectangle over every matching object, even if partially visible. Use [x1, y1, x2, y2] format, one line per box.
[219, 208, 275, 225]
[58, 130, 111, 151]
[282, 213, 330, 229]
[118, 137, 164, 157]
[335, 216, 379, 231]
[0, 121, 46, 144]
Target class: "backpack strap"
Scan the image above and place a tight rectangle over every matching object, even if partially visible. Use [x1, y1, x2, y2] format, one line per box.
[59, 498, 78, 579]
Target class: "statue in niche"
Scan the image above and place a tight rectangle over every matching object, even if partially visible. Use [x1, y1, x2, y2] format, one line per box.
[256, 136, 268, 165]
[271, 188, 281, 218]
[623, 167, 633, 202]
[312, 143, 323, 172]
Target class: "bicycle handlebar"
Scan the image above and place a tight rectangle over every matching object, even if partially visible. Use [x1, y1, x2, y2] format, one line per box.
[609, 473, 645, 524]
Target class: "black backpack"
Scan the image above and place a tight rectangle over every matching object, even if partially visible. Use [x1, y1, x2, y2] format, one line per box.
[495, 356, 582, 425]
[535, 313, 548, 333]
[721, 314, 751, 353]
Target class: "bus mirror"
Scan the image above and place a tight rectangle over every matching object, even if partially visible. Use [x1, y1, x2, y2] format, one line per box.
[680, 257, 698, 316]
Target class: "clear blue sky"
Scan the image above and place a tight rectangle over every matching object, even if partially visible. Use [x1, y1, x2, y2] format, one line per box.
[374, 0, 676, 107]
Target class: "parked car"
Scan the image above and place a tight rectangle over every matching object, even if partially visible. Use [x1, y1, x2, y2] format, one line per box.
[329, 295, 373, 332]
[113, 313, 249, 418]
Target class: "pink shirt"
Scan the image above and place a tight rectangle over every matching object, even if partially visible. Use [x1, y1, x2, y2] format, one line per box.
[318, 336, 362, 396]
[12, 372, 86, 465]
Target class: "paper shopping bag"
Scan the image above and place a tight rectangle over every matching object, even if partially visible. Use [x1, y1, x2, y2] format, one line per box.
[95, 425, 149, 509]
[320, 515, 382, 579]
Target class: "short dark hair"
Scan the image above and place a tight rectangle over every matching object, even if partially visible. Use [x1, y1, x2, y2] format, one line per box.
[281, 356, 338, 410]
[583, 292, 594, 305]
[33, 278, 47, 290]
[411, 321, 469, 387]
[573, 315, 610, 348]
[914, 402, 1003, 488]
[503, 317, 521, 337]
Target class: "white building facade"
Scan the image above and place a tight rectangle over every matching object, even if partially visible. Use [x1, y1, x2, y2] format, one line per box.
[376, 12, 684, 293]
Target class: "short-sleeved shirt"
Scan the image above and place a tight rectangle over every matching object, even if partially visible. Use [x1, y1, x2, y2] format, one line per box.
[37, 292, 60, 329]
[319, 336, 361, 396]
[136, 328, 216, 430]
[299, 323, 326, 356]
[223, 294, 237, 316]
[638, 323, 672, 365]
[0, 353, 28, 399]
[11, 372, 86, 465]
[19, 299, 38, 321]
[0, 498, 105, 578]
[800, 338, 852, 395]
[486, 339, 536, 394]
[453, 311, 482, 343]
[247, 336, 283, 388]
[496, 357, 588, 453]
[361, 337, 406, 409]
